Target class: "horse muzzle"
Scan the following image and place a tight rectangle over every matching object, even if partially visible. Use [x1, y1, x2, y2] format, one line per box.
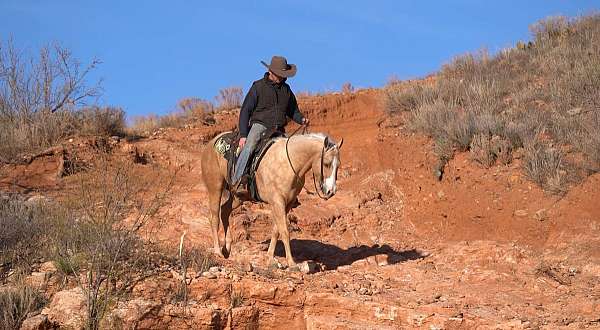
[321, 185, 336, 200]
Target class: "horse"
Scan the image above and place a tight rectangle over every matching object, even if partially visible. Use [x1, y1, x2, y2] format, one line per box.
[200, 131, 343, 268]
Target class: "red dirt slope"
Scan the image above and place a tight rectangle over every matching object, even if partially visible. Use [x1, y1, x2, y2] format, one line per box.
[2, 89, 599, 329]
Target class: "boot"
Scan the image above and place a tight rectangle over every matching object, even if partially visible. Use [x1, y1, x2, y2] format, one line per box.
[233, 175, 250, 199]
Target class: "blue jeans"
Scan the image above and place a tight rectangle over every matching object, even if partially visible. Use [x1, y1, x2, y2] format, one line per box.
[233, 123, 267, 183]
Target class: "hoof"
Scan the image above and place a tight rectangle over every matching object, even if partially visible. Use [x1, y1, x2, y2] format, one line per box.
[213, 248, 225, 258]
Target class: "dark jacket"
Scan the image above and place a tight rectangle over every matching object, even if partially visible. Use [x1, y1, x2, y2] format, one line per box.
[239, 73, 305, 137]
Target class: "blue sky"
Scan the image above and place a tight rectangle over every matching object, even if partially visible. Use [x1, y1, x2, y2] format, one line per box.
[1, 1, 597, 118]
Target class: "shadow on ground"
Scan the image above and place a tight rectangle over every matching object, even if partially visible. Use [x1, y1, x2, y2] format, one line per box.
[272, 239, 426, 270]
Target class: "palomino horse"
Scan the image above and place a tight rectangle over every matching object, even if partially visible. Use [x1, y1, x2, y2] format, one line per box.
[201, 131, 343, 268]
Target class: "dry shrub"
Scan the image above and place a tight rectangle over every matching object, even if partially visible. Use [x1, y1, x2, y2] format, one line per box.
[492, 136, 513, 165]
[384, 13, 600, 192]
[0, 40, 102, 163]
[409, 102, 455, 137]
[444, 114, 476, 151]
[523, 142, 567, 194]
[0, 195, 51, 275]
[470, 134, 513, 167]
[130, 98, 215, 136]
[470, 133, 496, 167]
[75, 106, 126, 136]
[184, 246, 219, 274]
[341, 82, 354, 94]
[216, 86, 243, 111]
[384, 82, 437, 113]
[55, 157, 175, 329]
[0, 283, 46, 330]
[2, 158, 178, 327]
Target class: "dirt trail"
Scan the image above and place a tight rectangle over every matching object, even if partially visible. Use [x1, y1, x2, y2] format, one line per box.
[3, 89, 599, 329]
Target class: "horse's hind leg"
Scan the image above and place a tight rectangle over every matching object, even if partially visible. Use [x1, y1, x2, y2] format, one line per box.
[221, 194, 234, 257]
[207, 180, 225, 258]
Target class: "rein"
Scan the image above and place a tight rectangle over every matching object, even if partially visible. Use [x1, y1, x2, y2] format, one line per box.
[285, 123, 308, 184]
[312, 146, 329, 200]
[284, 124, 330, 200]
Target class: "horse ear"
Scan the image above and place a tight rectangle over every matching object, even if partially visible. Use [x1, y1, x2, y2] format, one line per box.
[337, 138, 344, 150]
[324, 136, 329, 148]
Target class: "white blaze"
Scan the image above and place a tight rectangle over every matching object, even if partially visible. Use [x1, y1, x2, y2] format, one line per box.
[323, 154, 339, 194]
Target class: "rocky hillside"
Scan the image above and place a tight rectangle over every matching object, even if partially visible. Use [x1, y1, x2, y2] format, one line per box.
[2, 87, 599, 329]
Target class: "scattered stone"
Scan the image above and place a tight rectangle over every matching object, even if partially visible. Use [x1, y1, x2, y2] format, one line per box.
[437, 190, 446, 200]
[39, 261, 57, 273]
[514, 209, 528, 217]
[241, 261, 253, 272]
[567, 107, 582, 116]
[298, 261, 321, 274]
[202, 271, 217, 279]
[534, 209, 548, 221]
[20, 314, 51, 330]
[358, 287, 372, 295]
[26, 272, 50, 288]
[208, 266, 220, 273]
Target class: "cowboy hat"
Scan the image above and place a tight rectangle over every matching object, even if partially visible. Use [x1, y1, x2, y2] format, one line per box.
[261, 56, 297, 78]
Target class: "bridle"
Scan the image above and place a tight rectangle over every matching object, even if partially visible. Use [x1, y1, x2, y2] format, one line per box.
[285, 124, 330, 200]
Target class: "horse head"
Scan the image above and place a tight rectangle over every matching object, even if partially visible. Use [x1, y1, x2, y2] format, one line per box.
[312, 136, 344, 200]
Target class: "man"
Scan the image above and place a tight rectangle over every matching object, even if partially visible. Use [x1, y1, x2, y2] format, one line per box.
[232, 56, 309, 187]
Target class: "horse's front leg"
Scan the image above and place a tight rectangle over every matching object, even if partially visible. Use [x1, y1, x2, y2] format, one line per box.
[267, 222, 279, 259]
[271, 201, 296, 267]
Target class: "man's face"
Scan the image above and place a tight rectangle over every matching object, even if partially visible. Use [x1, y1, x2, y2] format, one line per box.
[268, 71, 284, 84]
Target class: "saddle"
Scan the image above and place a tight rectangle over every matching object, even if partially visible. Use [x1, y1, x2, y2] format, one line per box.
[213, 129, 283, 202]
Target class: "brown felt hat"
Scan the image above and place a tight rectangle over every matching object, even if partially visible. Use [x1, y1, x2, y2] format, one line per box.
[261, 56, 297, 78]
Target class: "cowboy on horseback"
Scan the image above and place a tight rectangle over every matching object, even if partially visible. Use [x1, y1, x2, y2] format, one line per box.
[232, 56, 309, 188]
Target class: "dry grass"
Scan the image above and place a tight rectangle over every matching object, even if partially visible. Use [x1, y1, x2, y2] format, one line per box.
[384, 13, 600, 193]
[523, 142, 568, 194]
[0, 282, 46, 330]
[129, 97, 215, 136]
[0, 195, 52, 276]
[215, 86, 243, 111]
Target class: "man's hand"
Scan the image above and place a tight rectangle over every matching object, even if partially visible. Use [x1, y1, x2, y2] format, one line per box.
[302, 118, 310, 125]
[239, 137, 247, 148]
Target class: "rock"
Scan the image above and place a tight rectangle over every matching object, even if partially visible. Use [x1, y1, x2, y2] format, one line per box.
[108, 298, 161, 328]
[567, 107, 582, 116]
[202, 271, 217, 279]
[39, 261, 57, 273]
[437, 190, 446, 200]
[241, 261, 253, 273]
[25, 272, 50, 288]
[20, 314, 51, 330]
[514, 209, 528, 217]
[229, 306, 259, 329]
[358, 287, 371, 295]
[534, 209, 548, 221]
[42, 287, 86, 329]
[209, 266, 220, 273]
[298, 261, 321, 274]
